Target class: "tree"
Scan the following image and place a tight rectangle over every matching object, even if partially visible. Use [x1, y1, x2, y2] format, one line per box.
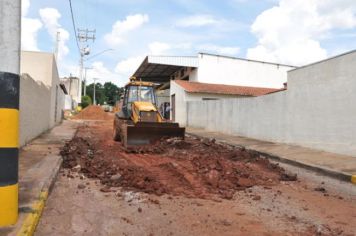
[104, 82, 121, 106]
[81, 95, 92, 108]
[85, 82, 123, 105]
[86, 82, 105, 105]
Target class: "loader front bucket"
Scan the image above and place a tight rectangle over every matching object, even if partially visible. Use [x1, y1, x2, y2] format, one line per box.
[124, 122, 185, 147]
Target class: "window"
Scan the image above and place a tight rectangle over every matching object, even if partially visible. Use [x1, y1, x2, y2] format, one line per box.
[127, 86, 156, 104]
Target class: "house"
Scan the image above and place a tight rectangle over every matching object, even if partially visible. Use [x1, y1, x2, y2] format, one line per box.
[171, 80, 281, 126]
[61, 76, 81, 109]
[132, 52, 296, 125]
[186, 50, 356, 157]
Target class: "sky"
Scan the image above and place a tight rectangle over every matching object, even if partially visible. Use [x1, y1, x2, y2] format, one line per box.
[22, 0, 356, 86]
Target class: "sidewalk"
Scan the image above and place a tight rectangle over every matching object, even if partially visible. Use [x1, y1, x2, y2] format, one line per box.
[186, 127, 356, 184]
[0, 120, 79, 236]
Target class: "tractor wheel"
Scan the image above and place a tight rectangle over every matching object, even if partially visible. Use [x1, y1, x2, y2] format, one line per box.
[113, 117, 121, 142]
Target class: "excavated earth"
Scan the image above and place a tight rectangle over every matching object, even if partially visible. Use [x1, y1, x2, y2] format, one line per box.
[61, 122, 297, 200]
[36, 120, 356, 236]
[72, 105, 112, 120]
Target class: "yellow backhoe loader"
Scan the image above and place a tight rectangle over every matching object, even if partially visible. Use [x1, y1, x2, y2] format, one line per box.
[113, 77, 185, 147]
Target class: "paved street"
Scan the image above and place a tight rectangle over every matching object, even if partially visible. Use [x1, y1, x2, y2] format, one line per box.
[36, 120, 356, 236]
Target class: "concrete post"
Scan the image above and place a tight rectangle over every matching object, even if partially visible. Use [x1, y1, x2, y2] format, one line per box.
[93, 78, 97, 105]
[84, 68, 87, 96]
[0, 0, 21, 226]
[79, 56, 83, 104]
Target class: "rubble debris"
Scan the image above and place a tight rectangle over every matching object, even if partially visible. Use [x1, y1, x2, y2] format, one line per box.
[308, 224, 344, 236]
[100, 187, 111, 193]
[279, 172, 298, 181]
[121, 217, 133, 225]
[220, 219, 232, 226]
[314, 187, 327, 193]
[110, 174, 122, 181]
[61, 122, 297, 200]
[252, 195, 261, 201]
[77, 184, 86, 189]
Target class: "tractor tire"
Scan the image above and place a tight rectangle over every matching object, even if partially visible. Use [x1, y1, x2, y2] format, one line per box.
[113, 117, 121, 142]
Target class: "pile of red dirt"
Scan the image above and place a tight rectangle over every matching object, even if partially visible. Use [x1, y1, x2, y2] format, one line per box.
[61, 121, 297, 199]
[72, 105, 112, 120]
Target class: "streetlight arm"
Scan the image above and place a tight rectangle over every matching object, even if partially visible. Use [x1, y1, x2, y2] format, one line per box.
[84, 49, 114, 61]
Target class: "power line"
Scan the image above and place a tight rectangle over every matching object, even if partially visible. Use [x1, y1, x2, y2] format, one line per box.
[68, 0, 81, 55]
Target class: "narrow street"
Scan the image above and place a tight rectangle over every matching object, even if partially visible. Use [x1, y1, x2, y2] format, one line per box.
[1, 1, 356, 235]
[35, 114, 356, 236]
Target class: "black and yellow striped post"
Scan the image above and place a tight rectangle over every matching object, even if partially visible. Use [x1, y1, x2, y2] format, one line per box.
[0, 0, 21, 226]
[0, 73, 19, 226]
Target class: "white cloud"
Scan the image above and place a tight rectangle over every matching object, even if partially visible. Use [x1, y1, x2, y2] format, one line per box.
[176, 14, 218, 27]
[104, 14, 149, 47]
[148, 42, 171, 55]
[115, 56, 145, 76]
[86, 61, 119, 85]
[113, 41, 193, 84]
[22, 0, 30, 16]
[22, 18, 43, 51]
[148, 41, 192, 55]
[247, 0, 356, 66]
[197, 44, 240, 56]
[84, 60, 137, 87]
[39, 8, 70, 60]
[21, 0, 43, 51]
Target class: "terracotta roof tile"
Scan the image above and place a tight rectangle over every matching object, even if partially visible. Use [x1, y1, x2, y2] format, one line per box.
[174, 80, 282, 97]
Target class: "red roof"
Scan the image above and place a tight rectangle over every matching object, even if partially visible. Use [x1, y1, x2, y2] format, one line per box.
[174, 80, 282, 97]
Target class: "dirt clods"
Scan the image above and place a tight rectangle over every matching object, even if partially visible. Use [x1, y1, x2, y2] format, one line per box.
[61, 122, 297, 199]
[314, 187, 327, 193]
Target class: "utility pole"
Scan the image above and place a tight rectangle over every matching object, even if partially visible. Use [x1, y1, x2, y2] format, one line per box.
[0, 0, 21, 226]
[83, 67, 93, 96]
[93, 78, 99, 105]
[77, 29, 95, 105]
[54, 31, 60, 61]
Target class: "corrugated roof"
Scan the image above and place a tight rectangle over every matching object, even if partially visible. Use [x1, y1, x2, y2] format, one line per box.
[199, 53, 297, 68]
[148, 55, 198, 67]
[174, 80, 281, 96]
[132, 56, 198, 83]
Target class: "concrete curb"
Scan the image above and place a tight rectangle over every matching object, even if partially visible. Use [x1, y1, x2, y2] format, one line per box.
[16, 157, 63, 236]
[186, 132, 355, 185]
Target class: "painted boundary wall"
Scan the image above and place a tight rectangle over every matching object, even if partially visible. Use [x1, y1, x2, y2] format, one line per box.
[187, 51, 356, 157]
[19, 74, 51, 145]
[170, 81, 240, 126]
[19, 52, 66, 146]
[195, 53, 296, 89]
[19, 74, 65, 146]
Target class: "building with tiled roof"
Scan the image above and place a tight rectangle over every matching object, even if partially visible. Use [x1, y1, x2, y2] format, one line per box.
[132, 52, 296, 126]
[174, 80, 281, 97]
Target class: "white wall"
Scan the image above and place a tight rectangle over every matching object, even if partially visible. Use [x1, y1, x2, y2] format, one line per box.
[19, 74, 51, 145]
[19, 51, 65, 146]
[170, 81, 239, 126]
[170, 81, 186, 125]
[64, 95, 73, 110]
[187, 51, 356, 157]
[189, 69, 198, 82]
[61, 77, 80, 104]
[196, 54, 295, 89]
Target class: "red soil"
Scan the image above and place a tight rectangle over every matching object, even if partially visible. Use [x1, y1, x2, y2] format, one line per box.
[61, 121, 296, 200]
[72, 105, 112, 120]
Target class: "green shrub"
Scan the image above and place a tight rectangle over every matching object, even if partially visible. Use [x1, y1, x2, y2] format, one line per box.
[81, 95, 92, 108]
